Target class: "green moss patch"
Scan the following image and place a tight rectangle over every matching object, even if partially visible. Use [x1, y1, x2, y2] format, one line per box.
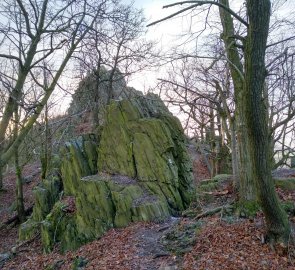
[275, 178, 295, 190]
[235, 201, 260, 218]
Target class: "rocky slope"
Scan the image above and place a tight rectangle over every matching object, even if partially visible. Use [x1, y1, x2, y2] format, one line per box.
[19, 93, 193, 252]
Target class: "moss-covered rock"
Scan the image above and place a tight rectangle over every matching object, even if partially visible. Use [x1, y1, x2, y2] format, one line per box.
[235, 200, 261, 218]
[41, 174, 171, 252]
[61, 134, 98, 195]
[97, 94, 193, 210]
[21, 94, 193, 252]
[19, 220, 39, 241]
[41, 201, 80, 253]
[19, 168, 62, 241]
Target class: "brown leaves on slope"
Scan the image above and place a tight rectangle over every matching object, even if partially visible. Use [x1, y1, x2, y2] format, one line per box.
[3, 222, 177, 270]
[183, 217, 294, 270]
[3, 224, 139, 270]
[0, 162, 41, 253]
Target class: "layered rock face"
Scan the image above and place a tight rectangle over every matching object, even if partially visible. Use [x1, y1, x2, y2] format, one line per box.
[20, 94, 193, 252]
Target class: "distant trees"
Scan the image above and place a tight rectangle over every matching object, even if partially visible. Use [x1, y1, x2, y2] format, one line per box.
[149, 0, 294, 244]
[157, 56, 233, 177]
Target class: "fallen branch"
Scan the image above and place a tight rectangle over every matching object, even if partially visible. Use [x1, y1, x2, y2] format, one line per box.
[1, 205, 33, 227]
[194, 204, 232, 220]
[14, 232, 40, 251]
[202, 190, 229, 196]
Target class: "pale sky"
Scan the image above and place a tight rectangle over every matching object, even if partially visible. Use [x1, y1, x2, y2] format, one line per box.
[122, 0, 295, 91]
[122, 0, 208, 92]
[53, 0, 295, 114]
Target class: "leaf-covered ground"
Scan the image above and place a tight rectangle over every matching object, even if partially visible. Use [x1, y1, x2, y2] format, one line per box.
[0, 162, 41, 253]
[1, 155, 295, 269]
[183, 217, 294, 270]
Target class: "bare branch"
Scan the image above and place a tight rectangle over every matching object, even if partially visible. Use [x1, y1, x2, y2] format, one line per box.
[0, 54, 23, 66]
[16, 0, 34, 38]
[267, 35, 295, 48]
[147, 1, 248, 27]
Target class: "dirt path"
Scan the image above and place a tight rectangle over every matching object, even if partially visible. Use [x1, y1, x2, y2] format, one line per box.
[133, 218, 180, 270]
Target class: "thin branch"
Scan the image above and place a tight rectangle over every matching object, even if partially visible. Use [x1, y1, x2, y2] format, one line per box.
[267, 35, 295, 48]
[147, 1, 248, 27]
[16, 0, 34, 38]
[0, 54, 23, 66]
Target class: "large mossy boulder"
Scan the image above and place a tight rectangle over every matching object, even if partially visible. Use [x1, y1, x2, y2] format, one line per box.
[98, 95, 193, 209]
[20, 94, 193, 252]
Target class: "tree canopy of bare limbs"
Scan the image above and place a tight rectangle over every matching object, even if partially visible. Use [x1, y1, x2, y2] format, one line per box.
[149, 0, 294, 244]
[72, 3, 155, 125]
[0, 0, 138, 190]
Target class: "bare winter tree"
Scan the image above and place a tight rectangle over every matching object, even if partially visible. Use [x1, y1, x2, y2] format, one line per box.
[149, 0, 293, 244]
[0, 0, 118, 190]
[72, 2, 155, 126]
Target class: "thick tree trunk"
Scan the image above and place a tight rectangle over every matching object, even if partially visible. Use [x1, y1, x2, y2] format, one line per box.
[219, 0, 256, 204]
[14, 108, 25, 222]
[230, 119, 239, 186]
[236, 116, 256, 202]
[209, 106, 216, 177]
[245, 0, 290, 243]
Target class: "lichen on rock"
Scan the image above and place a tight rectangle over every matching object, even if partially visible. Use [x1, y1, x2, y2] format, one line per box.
[20, 93, 193, 252]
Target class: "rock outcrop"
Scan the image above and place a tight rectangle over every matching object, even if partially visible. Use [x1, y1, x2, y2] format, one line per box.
[68, 67, 141, 116]
[20, 94, 193, 252]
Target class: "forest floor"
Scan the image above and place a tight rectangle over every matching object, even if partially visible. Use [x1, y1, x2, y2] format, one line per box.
[0, 154, 295, 269]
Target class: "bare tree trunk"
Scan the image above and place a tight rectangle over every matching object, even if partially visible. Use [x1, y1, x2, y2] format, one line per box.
[245, 0, 290, 243]
[230, 119, 239, 186]
[41, 104, 51, 179]
[14, 108, 25, 222]
[219, 0, 256, 204]
[0, 160, 3, 190]
[236, 118, 256, 202]
[216, 113, 223, 174]
[92, 55, 102, 127]
[200, 124, 205, 141]
[107, 40, 124, 105]
[209, 106, 216, 177]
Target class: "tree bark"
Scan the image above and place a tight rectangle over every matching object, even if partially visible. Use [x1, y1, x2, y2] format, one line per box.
[230, 119, 239, 185]
[14, 108, 25, 222]
[0, 160, 3, 190]
[218, 0, 256, 204]
[209, 105, 216, 177]
[244, 0, 290, 243]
